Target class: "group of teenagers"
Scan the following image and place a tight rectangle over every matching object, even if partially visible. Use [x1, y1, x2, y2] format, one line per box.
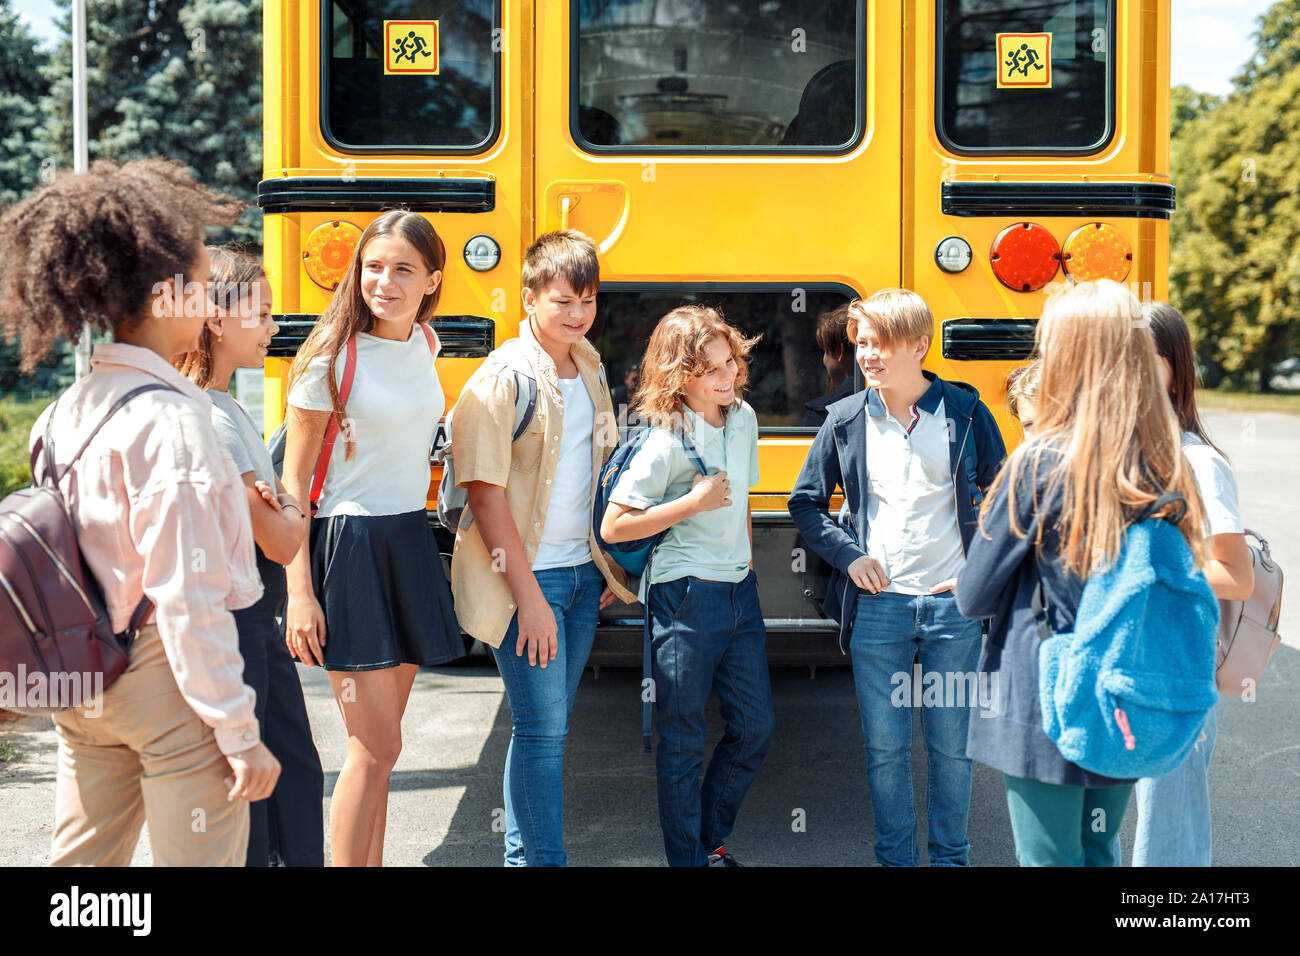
[0, 158, 1250, 868]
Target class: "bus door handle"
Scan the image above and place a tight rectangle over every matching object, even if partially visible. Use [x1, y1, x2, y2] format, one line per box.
[559, 193, 578, 230]
[547, 182, 629, 253]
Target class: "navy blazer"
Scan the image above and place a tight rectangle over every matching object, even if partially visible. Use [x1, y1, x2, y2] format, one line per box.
[788, 371, 1006, 650]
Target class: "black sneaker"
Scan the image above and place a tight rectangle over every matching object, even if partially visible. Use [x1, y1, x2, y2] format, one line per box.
[707, 845, 742, 867]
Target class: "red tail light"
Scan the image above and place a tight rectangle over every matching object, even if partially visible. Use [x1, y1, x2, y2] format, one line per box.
[990, 222, 1061, 293]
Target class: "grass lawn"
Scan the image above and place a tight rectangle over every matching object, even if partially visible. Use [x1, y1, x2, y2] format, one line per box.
[0, 394, 55, 499]
[1195, 389, 1300, 416]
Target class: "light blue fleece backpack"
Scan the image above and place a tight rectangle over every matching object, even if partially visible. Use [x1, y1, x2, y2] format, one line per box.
[1035, 492, 1220, 779]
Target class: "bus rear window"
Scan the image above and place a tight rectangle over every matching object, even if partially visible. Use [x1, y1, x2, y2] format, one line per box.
[589, 286, 857, 431]
[938, 0, 1112, 153]
[574, 0, 863, 151]
[324, 0, 498, 151]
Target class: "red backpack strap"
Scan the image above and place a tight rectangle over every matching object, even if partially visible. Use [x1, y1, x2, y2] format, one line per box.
[419, 321, 440, 357]
[310, 338, 357, 507]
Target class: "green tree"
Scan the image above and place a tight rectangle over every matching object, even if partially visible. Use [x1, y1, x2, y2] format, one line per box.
[0, 0, 53, 205]
[1170, 0, 1300, 391]
[37, 0, 262, 247]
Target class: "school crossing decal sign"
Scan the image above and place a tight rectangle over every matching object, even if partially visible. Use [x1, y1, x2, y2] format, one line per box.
[385, 20, 440, 75]
[996, 32, 1052, 89]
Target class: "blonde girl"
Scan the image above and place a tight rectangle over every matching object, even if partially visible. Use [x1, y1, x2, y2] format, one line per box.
[955, 279, 1208, 867]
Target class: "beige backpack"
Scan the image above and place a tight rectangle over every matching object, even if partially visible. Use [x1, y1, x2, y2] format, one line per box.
[1216, 529, 1284, 698]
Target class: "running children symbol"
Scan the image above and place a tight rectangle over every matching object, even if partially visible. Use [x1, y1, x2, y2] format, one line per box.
[996, 33, 1052, 89]
[384, 21, 440, 75]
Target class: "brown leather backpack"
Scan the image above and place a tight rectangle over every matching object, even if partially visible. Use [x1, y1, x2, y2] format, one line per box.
[0, 384, 172, 714]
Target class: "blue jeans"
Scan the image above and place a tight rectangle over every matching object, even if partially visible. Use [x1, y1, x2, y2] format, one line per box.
[848, 589, 983, 866]
[649, 571, 775, 867]
[491, 561, 604, 867]
[1130, 705, 1217, 866]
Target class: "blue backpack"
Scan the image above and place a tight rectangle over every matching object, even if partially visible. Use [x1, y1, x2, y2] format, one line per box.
[592, 426, 706, 576]
[1035, 492, 1221, 779]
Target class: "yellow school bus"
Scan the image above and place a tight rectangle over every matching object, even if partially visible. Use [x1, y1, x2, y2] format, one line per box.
[260, 0, 1171, 662]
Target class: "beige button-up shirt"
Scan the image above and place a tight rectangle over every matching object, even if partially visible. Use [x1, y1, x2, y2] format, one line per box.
[448, 327, 634, 646]
[30, 343, 263, 755]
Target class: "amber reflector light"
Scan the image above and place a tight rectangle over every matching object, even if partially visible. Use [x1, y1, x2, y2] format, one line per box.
[303, 220, 362, 290]
[1061, 222, 1133, 282]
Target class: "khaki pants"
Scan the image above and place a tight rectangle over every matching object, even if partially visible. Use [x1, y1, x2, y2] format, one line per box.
[50, 625, 249, 866]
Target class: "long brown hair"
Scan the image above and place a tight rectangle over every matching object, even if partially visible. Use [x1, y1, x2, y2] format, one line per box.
[981, 280, 1209, 576]
[1144, 301, 1228, 461]
[286, 210, 446, 459]
[633, 306, 760, 431]
[173, 244, 266, 388]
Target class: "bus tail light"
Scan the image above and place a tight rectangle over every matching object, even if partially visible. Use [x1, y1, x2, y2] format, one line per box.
[303, 220, 362, 290]
[990, 222, 1060, 293]
[1061, 222, 1132, 282]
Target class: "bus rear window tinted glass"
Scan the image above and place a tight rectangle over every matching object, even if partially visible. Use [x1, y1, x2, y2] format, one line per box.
[575, 0, 862, 149]
[589, 288, 858, 431]
[325, 0, 497, 149]
[939, 0, 1111, 151]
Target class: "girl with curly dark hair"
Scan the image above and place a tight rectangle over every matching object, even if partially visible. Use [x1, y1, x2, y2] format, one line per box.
[0, 158, 280, 866]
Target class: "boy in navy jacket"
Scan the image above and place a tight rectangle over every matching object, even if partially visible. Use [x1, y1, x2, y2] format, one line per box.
[788, 288, 1005, 866]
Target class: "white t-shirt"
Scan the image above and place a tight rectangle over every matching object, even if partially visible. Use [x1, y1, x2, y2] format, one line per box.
[863, 395, 965, 594]
[286, 325, 444, 517]
[533, 375, 595, 570]
[1181, 431, 1243, 537]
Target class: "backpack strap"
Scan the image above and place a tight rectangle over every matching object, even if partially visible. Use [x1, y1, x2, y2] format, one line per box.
[1134, 491, 1186, 526]
[678, 430, 708, 476]
[310, 338, 358, 507]
[418, 321, 439, 357]
[1031, 572, 1054, 642]
[37, 382, 182, 646]
[117, 594, 155, 648]
[642, 547, 655, 753]
[37, 384, 180, 487]
[511, 370, 538, 442]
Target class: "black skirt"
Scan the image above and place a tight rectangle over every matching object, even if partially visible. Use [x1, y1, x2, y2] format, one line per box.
[310, 510, 465, 671]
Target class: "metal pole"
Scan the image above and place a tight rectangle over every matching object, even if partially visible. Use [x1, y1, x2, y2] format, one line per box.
[72, 0, 92, 378]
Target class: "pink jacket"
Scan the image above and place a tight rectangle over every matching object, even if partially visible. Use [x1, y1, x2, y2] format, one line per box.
[30, 344, 263, 755]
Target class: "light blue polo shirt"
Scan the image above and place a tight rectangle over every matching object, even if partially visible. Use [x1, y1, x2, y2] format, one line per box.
[609, 401, 760, 601]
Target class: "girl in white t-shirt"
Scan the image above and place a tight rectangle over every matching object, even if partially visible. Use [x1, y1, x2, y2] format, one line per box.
[283, 211, 462, 867]
[1130, 301, 1255, 867]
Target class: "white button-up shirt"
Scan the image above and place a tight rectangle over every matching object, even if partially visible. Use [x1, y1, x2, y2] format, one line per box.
[862, 379, 966, 595]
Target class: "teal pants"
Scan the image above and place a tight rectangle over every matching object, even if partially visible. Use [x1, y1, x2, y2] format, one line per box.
[1003, 774, 1133, 867]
